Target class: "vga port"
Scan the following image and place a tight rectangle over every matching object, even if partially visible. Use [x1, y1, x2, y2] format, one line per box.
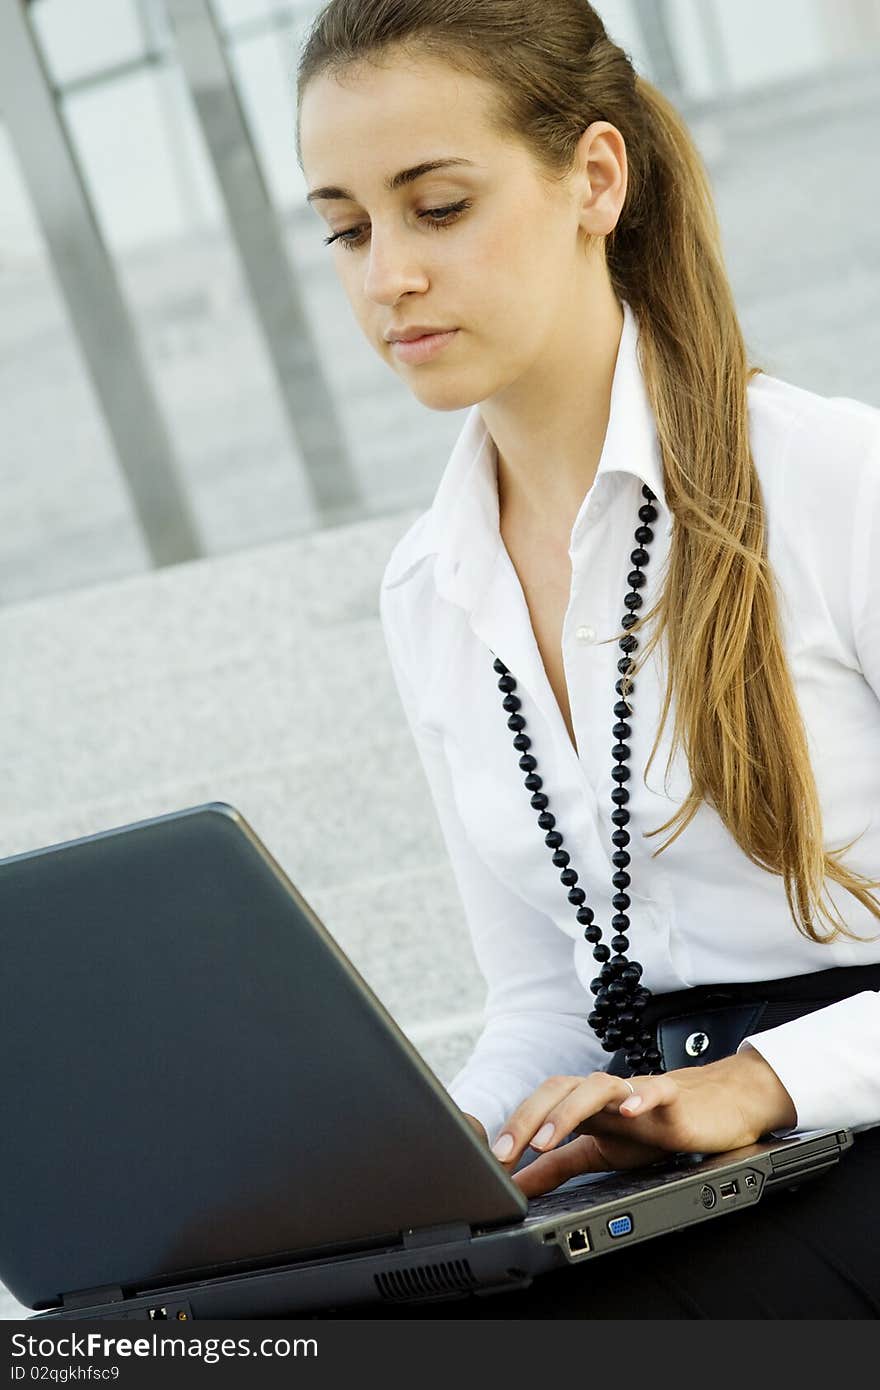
[607, 1213, 633, 1238]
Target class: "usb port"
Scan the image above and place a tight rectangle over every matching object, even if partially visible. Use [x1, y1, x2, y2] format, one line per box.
[719, 1180, 739, 1199]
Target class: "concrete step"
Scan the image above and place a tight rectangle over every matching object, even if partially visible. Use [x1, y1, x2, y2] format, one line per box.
[0, 514, 487, 1319]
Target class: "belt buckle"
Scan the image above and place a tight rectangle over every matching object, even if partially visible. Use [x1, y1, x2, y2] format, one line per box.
[657, 1000, 767, 1071]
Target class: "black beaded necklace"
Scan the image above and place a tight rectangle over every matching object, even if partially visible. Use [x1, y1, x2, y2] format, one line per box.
[492, 483, 662, 1077]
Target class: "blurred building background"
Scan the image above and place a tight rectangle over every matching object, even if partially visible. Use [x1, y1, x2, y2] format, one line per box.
[1, 0, 879, 603]
[0, 0, 878, 1319]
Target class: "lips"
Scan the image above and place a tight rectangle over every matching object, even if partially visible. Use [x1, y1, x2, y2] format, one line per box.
[390, 329, 459, 364]
[386, 325, 457, 342]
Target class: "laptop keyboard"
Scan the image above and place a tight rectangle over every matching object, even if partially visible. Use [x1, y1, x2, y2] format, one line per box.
[523, 1152, 717, 1220]
[526, 1184, 602, 1218]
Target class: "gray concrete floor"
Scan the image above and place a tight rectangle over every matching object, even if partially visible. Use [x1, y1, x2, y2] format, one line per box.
[1, 59, 879, 1320]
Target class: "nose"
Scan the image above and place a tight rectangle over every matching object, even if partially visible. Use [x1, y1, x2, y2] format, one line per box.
[362, 223, 429, 305]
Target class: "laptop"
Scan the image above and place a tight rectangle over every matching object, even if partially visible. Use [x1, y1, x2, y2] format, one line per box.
[0, 803, 853, 1321]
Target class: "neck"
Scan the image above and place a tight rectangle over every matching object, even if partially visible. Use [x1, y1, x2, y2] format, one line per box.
[483, 283, 624, 542]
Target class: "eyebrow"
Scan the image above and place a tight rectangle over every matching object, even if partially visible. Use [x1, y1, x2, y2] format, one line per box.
[306, 157, 479, 204]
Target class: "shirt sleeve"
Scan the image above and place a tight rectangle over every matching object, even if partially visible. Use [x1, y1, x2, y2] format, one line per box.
[737, 425, 880, 1137]
[379, 581, 605, 1146]
[737, 992, 880, 1136]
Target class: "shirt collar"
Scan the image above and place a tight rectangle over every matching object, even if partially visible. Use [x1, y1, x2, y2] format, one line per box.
[382, 298, 668, 605]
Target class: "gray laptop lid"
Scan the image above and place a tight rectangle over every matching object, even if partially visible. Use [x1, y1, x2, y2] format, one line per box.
[0, 803, 526, 1311]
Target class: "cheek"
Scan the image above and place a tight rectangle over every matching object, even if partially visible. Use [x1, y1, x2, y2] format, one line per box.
[469, 211, 560, 320]
[453, 232, 527, 328]
[343, 283, 379, 339]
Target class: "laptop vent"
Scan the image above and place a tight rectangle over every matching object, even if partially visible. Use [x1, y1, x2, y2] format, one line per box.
[374, 1258, 477, 1302]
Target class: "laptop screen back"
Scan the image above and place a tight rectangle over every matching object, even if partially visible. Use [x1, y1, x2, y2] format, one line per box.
[0, 804, 523, 1310]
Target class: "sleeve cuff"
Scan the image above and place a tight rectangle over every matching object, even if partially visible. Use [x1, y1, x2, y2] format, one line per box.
[736, 989, 880, 1134]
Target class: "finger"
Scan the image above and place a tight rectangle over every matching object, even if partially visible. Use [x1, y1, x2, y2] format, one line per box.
[526, 1074, 649, 1153]
[511, 1134, 608, 1199]
[617, 1074, 680, 1118]
[490, 1075, 583, 1166]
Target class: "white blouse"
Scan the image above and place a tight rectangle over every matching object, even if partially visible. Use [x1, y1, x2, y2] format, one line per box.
[379, 299, 880, 1147]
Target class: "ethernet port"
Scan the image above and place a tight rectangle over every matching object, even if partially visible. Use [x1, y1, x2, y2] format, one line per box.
[565, 1227, 591, 1258]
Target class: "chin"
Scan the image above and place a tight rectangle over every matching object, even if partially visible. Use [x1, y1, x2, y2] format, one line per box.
[408, 381, 486, 413]
[411, 386, 481, 411]
[403, 360, 500, 413]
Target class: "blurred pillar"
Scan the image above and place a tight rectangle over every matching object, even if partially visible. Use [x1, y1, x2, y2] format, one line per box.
[134, 0, 208, 234]
[694, 0, 732, 97]
[0, 0, 203, 568]
[820, 0, 880, 58]
[166, 0, 363, 525]
[635, 0, 686, 98]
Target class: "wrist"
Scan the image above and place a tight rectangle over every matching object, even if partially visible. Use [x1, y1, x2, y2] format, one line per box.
[718, 1045, 797, 1137]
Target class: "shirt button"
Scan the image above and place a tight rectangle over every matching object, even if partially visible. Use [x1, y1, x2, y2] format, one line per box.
[576, 625, 596, 644]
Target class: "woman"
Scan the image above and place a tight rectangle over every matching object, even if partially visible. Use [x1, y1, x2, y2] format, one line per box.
[296, 1, 880, 1316]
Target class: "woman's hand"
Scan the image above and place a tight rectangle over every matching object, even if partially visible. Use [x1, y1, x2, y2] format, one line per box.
[462, 1113, 489, 1145]
[488, 1049, 797, 1198]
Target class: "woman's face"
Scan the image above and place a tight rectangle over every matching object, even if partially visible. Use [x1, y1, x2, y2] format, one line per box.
[299, 52, 617, 413]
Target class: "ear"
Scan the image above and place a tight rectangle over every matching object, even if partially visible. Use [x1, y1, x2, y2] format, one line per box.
[572, 121, 628, 238]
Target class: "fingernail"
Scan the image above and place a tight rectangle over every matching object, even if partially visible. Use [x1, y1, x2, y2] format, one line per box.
[491, 1133, 514, 1160]
[623, 1095, 644, 1112]
[532, 1122, 555, 1148]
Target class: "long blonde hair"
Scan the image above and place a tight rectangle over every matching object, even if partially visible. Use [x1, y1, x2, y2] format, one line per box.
[296, 0, 880, 944]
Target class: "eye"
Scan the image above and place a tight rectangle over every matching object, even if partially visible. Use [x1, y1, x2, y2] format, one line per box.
[323, 200, 473, 252]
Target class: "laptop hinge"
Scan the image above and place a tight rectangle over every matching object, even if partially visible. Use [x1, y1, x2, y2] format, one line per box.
[402, 1222, 472, 1251]
[61, 1285, 125, 1310]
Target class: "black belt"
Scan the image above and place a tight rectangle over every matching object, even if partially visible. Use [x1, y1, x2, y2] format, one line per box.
[605, 962, 880, 1077]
